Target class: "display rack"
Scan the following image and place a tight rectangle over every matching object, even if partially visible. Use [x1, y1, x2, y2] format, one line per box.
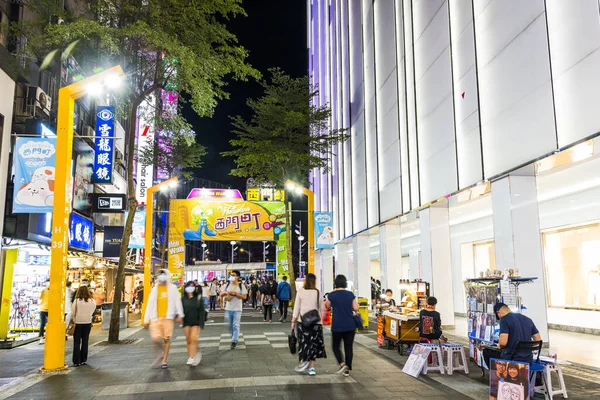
[465, 277, 537, 368]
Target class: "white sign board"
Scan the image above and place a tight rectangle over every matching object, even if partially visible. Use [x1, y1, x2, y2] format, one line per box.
[135, 95, 155, 203]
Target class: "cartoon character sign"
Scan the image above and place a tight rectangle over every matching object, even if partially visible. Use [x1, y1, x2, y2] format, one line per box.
[183, 206, 217, 240]
[314, 212, 334, 249]
[13, 138, 57, 213]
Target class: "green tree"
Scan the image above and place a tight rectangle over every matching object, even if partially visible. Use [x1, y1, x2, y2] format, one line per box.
[223, 68, 347, 299]
[15, 0, 258, 342]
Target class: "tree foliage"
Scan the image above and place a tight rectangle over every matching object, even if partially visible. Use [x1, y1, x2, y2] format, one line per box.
[16, 0, 258, 342]
[224, 68, 347, 187]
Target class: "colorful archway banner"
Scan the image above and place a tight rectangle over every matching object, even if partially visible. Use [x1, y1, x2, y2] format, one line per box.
[168, 199, 286, 273]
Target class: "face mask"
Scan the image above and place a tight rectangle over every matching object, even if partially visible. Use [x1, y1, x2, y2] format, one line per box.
[229, 276, 236, 282]
[80, 284, 87, 287]
[185, 286, 195, 294]
[158, 275, 169, 283]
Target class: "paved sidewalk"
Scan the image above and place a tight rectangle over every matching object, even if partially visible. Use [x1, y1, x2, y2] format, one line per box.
[0, 309, 598, 399]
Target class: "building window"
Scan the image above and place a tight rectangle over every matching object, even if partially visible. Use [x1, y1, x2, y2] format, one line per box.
[543, 223, 600, 310]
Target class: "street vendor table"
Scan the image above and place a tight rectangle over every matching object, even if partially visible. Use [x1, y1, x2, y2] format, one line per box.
[382, 311, 420, 354]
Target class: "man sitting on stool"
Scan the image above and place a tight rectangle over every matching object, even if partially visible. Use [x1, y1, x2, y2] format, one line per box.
[483, 302, 542, 368]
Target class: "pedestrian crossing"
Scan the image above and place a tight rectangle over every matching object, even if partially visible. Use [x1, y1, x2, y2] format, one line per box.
[172, 331, 289, 350]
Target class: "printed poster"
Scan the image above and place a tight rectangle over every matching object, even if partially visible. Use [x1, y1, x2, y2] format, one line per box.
[12, 138, 56, 213]
[314, 212, 334, 249]
[129, 211, 146, 249]
[402, 345, 432, 378]
[490, 359, 529, 400]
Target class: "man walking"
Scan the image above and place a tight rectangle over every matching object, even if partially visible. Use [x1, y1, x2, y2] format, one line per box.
[144, 269, 184, 369]
[209, 278, 219, 311]
[220, 270, 247, 349]
[276, 276, 292, 322]
[39, 280, 50, 344]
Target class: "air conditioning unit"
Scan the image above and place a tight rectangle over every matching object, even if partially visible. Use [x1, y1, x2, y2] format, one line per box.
[83, 125, 94, 137]
[27, 86, 52, 117]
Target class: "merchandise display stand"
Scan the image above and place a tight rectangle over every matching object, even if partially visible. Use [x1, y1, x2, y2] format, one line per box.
[465, 277, 537, 370]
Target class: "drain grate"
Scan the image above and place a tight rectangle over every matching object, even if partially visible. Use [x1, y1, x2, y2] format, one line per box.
[94, 338, 140, 346]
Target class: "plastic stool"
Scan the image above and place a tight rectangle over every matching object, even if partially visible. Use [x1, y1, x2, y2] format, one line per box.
[538, 362, 568, 398]
[442, 343, 469, 375]
[420, 343, 445, 375]
[529, 362, 549, 399]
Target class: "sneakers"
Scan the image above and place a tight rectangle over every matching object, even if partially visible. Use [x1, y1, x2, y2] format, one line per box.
[308, 368, 316, 376]
[39, 338, 45, 345]
[336, 365, 349, 375]
[279, 315, 284, 322]
[230, 342, 237, 350]
[186, 357, 194, 365]
[343, 370, 350, 377]
[191, 353, 202, 366]
[294, 361, 310, 373]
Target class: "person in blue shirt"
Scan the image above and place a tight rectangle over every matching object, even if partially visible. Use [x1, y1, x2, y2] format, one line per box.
[483, 302, 542, 368]
[276, 276, 292, 322]
[325, 274, 359, 377]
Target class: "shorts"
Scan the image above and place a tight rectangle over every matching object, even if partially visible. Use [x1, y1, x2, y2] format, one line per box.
[150, 318, 175, 341]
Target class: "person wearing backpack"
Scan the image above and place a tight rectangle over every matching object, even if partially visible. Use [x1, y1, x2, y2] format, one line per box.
[292, 273, 326, 376]
[276, 276, 292, 322]
[220, 270, 247, 349]
[261, 279, 276, 322]
[181, 281, 206, 366]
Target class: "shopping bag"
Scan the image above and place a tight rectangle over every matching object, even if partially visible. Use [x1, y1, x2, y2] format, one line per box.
[288, 329, 297, 354]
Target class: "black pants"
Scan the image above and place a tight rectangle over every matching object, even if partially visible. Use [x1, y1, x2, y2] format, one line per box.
[482, 347, 502, 370]
[209, 296, 217, 311]
[251, 293, 258, 309]
[39, 311, 48, 337]
[73, 323, 92, 365]
[331, 330, 356, 370]
[263, 305, 273, 321]
[279, 300, 289, 319]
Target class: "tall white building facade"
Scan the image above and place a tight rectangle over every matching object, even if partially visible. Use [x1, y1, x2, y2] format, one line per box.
[309, 0, 600, 338]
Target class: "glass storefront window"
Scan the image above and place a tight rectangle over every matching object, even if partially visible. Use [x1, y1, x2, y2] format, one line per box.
[543, 223, 600, 310]
[473, 241, 496, 277]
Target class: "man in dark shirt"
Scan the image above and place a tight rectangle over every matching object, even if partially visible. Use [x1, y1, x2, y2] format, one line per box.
[483, 302, 542, 368]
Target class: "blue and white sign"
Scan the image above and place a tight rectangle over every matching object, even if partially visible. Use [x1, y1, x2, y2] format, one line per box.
[92, 106, 115, 183]
[12, 137, 57, 213]
[69, 212, 94, 251]
[314, 212, 334, 249]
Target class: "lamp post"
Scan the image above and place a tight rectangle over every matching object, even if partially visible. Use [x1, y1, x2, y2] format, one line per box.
[201, 242, 207, 261]
[230, 241, 237, 263]
[141, 176, 178, 323]
[285, 180, 315, 274]
[44, 66, 125, 372]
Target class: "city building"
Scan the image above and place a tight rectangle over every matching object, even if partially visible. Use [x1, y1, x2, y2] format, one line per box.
[308, 0, 600, 341]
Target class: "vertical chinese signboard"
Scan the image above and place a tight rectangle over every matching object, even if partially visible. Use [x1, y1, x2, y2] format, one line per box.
[68, 212, 93, 251]
[92, 106, 115, 183]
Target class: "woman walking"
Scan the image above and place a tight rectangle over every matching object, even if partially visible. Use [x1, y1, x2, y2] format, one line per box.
[261, 279, 276, 323]
[292, 273, 326, 376]
[325, 274, 359, 377]
[182, 281, 206, 366]
[66, 286, 96, 366]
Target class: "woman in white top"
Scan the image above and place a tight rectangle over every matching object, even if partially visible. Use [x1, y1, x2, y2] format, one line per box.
[291, 273, 326, 376]
[66, 286, 96, 366]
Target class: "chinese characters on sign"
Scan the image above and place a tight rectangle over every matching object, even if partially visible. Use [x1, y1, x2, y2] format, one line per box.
[246, 188, 285, 202]
[214, 213, 261, 231]
[68, 212, 94, 251]
[92, 106, 115, 183]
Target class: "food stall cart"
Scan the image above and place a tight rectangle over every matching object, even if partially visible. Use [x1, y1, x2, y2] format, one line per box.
[377, 280, 430, 354]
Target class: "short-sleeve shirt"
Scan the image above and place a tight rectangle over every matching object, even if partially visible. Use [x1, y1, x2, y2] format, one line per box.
[500, 312, 539, 361]
[327, 290, 356, 332]
[40, 288, 50, 312]
[157, 286, 169, 318]
[419, 309, 442, 339]
[223, 282, 248, 312]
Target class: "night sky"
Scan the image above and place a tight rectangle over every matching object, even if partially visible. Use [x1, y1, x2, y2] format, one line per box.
[183, 0, 308, 189]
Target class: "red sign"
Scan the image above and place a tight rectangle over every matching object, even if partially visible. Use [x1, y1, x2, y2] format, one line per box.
[377, 316, 385, 345]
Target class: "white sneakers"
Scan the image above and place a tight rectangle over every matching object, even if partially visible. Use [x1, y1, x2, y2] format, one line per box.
[294, 361, 310, 373]
[187, 353, 202, 366]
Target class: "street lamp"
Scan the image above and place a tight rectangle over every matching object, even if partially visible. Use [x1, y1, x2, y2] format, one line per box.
[201, 242, 207, 261]
[230, 241, 237, 263]
[44, 66, 125, 372]
[285, 180, 315, 274]
[262, 241, 270, 263]
[141, 176, 178, 323]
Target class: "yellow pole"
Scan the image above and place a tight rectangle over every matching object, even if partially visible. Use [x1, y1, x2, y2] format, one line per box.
[306, 189, 314, 274]
[0, 249, 18, 339]
[43, 66, 125, 372]
[141, 177, 177, 322]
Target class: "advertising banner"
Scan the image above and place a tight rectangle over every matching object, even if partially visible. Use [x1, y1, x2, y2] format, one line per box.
[129, 210, 146, 249]
[69, 212, 93, 251]
[92, 193, 126, 213]
[73, 139, 94, 214]
[136, 95, 155, 203]
[103, 226, 124, 258]
[314, 212, 334, 249]
[168, 199, 286, 273]
[187, 188, 244, 201]
[12, 137, 57, 213]
[92, 106, 115, 183]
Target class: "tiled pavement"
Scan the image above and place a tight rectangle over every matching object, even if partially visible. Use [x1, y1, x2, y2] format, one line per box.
[0, 309, 599, 399]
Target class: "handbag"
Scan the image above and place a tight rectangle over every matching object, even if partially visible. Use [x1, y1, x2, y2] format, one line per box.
[263, 295, 274, 306]
[288, 329, 297, 354]
[66, 300, 77, 336]
[301, 290, 321, 328]
[353, 312, 363, 329]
